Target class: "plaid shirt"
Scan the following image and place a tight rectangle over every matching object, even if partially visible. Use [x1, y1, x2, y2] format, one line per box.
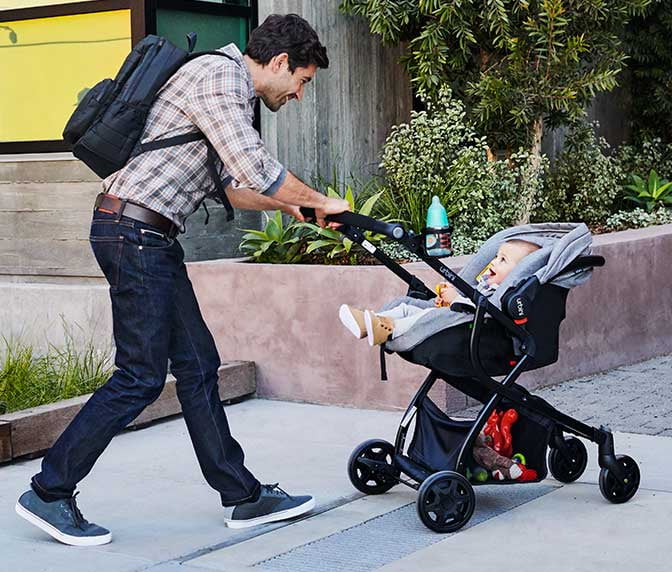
[102, 43, 286, 228]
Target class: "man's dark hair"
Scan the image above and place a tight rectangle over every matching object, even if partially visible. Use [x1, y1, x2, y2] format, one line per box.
[244, 14, 329, 72]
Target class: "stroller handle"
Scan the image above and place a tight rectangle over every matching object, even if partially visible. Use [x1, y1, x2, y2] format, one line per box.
[299, 208, 405, 240]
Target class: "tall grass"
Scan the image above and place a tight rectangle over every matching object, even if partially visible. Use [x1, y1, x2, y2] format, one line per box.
[0, 335, 113, 414]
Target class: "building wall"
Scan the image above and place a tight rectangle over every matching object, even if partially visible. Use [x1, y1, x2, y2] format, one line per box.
[258, 0, 412, 183]
[0, 155, 256, 350]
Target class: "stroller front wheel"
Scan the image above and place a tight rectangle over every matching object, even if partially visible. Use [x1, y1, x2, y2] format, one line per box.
[599, 455, 640, 504]
[348, 439, 399, 495]
[417, 471, 475, 533]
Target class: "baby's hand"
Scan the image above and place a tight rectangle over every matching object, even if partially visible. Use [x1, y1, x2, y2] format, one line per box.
[435, 282, 458, 307]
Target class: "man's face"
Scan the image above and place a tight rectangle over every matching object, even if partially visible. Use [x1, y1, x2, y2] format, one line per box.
[261, 54, 317, 112]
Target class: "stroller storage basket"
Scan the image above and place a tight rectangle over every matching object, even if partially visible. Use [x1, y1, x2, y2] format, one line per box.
[408, 397, 553, 482]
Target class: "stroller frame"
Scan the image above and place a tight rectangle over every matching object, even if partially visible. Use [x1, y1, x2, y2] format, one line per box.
[302, 209, 641, 532]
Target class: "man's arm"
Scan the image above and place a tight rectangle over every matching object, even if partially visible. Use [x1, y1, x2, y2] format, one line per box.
[224, 185, 306, 220]
[226, 172, 348, 227]
[271, 172, 348, 227]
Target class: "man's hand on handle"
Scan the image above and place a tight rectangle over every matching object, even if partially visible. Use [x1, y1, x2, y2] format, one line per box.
[273, 172, 350, 227]
[315, 198, 350, 228]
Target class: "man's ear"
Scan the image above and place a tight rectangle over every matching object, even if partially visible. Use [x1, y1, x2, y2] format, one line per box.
[270, 52, 289, 72]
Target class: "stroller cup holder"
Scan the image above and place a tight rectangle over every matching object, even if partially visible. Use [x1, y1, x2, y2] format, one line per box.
[300, 208, 640, 532]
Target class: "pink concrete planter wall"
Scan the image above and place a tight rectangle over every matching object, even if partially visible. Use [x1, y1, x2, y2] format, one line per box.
[188, 224, 672, 411]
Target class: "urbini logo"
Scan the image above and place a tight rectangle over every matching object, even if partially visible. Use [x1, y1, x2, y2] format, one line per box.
[516, 297, 525, 316]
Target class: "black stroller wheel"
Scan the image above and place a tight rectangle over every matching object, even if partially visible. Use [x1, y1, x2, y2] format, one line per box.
[347, 439, 399, 495]
[548, 436, 588, 483]
[599, 455, 640, 504]
[417, 471, 475, 533]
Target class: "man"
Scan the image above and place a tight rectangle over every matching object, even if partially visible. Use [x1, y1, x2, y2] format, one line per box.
[16, 13, 349, 546]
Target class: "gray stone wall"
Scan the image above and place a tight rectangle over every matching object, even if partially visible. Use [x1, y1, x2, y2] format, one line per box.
[258, 0, 412, 183]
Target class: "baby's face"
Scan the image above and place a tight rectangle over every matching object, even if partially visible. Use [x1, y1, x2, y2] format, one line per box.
[484, 243, 531, 285]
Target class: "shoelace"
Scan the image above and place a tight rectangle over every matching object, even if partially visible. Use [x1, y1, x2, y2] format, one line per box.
[263, 483, 293, 499]
[66, 493, 88, 528]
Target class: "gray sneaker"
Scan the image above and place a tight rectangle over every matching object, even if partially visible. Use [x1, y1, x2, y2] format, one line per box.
[224, 484, 315, 529]
[15, 490, 112, 546]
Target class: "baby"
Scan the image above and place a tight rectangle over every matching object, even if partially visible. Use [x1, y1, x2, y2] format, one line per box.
[339, 240, 540, 346]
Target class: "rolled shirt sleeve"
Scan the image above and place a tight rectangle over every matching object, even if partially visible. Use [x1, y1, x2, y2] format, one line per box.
[184, 65, 284, 195]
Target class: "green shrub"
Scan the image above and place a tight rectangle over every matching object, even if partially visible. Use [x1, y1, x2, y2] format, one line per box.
[623, 170, 672, 212]
[0, 336, 113, 414]
[617, 138, 672, 183]
[239, 174, 392, 265]
[377, 88, 545, 255]
[605, 208, 672, 231]
[534, 122, 622, 225]
[377, 87, 482, 234]
[239, 210, 309, 263]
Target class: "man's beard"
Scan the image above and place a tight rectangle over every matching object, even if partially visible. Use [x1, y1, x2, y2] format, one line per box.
[260, 93, 284, 113]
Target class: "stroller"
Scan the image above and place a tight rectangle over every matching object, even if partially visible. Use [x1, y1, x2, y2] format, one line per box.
[301, 208, 641, 533]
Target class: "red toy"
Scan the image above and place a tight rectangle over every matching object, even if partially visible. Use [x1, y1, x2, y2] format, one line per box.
[484, 410, 503, 453]
[499, 408, 519, 458]
[484, 408, 519, 457]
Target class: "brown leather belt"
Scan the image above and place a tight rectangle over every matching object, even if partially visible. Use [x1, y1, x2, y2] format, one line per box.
[94, 193, 178, 238]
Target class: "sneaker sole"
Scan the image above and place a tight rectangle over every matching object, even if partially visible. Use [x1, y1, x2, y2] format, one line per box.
[364, 310, 375, 346]
[15, 502, 112, 546]
[339, 305, 365, 339]
[224, 497, 316, 529]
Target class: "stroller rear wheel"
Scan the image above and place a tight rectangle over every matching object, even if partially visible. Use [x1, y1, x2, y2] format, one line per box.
[348, 439, 399, 495]
[599, 455, 640, 504]
[548, 436, 588, 483]
[417, 471, 475, 533]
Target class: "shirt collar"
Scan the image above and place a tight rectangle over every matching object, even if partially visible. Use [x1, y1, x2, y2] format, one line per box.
[220, 43, 256, 103]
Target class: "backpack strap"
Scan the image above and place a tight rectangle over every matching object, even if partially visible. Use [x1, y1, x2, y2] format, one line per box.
[185, 50, 236, 62]
[206, 141, 235, 221]
[133, 131, 204, 155]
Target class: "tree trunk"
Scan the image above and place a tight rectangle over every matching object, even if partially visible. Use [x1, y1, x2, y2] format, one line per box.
[531, 116, 543, 162]
[517, 116, 544, 225]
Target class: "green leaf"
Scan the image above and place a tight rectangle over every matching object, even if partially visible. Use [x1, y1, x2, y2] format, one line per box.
[306, 240, 336, 253]
[648, 170, 659, 193]
[345, 185, 355, 210]
[316, 227, 341, 240]
[265, 218, 282, 242]
[359, 190, 385, 217]
[653, 181, 672, 199]
[240, 229, 270, 240]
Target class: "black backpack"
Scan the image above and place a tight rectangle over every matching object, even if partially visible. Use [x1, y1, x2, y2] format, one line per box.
[63, 33, 234, 220]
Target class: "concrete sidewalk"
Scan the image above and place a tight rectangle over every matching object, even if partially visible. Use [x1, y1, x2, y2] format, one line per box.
[1, 355, 670, 572]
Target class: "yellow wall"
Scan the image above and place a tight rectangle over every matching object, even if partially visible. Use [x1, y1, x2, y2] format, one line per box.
[0, 10, 131, 142]
[0, 1, 96, 11]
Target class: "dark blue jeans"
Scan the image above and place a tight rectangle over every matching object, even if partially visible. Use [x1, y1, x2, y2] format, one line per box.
[32, 211, 260, 506]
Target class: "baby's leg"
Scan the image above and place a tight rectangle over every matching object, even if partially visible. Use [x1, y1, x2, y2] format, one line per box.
[379, 303, 427, 321]
[390, 307, 436, 339]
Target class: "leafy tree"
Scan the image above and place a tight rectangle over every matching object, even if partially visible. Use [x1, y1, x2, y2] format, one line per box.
[340, 0, 649, 157]
[625, 0, 672, 142]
